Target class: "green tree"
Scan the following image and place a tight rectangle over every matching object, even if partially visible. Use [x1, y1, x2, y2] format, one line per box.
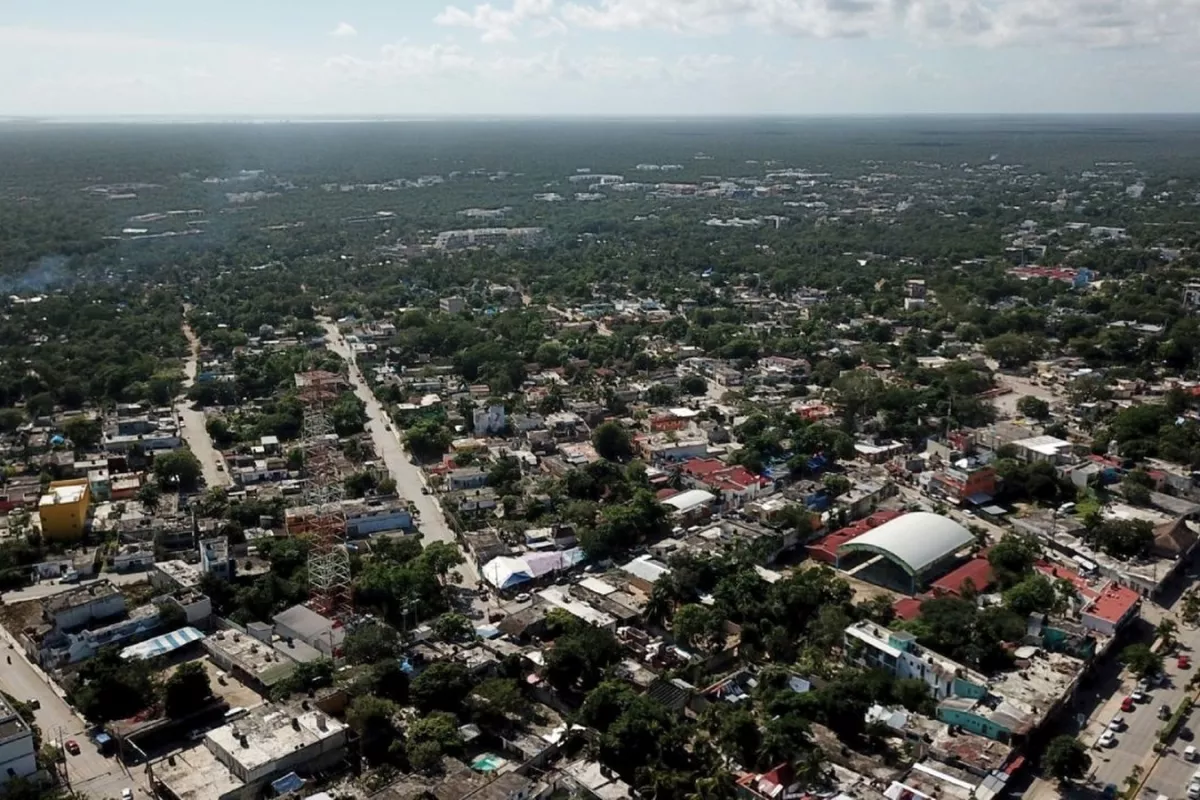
[406, 710, 464, 773]
[432, 612, 475, 642]
[681, 375, 707, 396]
[469, 677, 526, 724]
[346, 694, 401, 764]
[164, 662, 215, 718]
[822, 473, 852, 499]
[1042, 735, 1091, 784]
[62, 416, 102, 448]
[137, 482, 163, 512]
[716, 707, 762, 769]
[673, 603, 725, 652]
[1016, 395, 1051, 421]
[1120, 643, 1163, 679]
[592, 420, 634, 461]
[343, 622, 400, 665]
[1003, 574, 1058, 617]
[988, 534, 1038, 588]
[153, 449, 204, 492]
[409, 661, 472, 714]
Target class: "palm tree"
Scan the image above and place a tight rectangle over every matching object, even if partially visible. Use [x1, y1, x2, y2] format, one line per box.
[644, 578, 676, 628]
[687, 772, 738, 800]
[1157, 618, 1179, 648]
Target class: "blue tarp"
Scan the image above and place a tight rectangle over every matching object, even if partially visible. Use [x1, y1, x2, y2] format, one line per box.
[271, 772, 305, 796]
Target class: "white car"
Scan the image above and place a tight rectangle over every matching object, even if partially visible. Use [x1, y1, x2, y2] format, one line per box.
[1099, 731, 1118, 748]
[514, 593, 531, 603]
[121, 790, 133, 800]
[1189, 783, 1200, 800]
[1132, 690, 1149, 703]
[1108, 716, 1125, 732]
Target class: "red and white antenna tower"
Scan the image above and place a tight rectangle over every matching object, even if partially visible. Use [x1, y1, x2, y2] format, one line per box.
[293, 370, 352, 621]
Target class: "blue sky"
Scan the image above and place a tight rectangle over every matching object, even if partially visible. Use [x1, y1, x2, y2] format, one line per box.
[4, 0, 1199, 116]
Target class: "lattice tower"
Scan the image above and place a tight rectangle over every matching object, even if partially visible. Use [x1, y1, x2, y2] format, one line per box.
[294, 370, 352, 621]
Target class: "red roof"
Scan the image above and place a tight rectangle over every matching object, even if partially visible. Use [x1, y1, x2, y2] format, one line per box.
[931, 557, 994, 597]
[1085, 582, 1140, 624]
[682, 458, 726, 478]
[805, 510, 905, 564]
[656, 488, 680, 500]
[893, 597, 924, 621]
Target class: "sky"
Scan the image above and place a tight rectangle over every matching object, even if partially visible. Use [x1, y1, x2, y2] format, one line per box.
[4, 0, 1200, 117]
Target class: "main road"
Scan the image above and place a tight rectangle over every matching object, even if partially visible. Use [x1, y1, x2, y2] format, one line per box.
[177, 314, 231, 489]
[319, 320, 479, 588]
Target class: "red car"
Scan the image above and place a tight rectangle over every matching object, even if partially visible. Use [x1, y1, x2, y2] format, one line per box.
[1120, 696, 1135, 713]
[1180, 655, 1192, 670]
[64, 739, 80, 756]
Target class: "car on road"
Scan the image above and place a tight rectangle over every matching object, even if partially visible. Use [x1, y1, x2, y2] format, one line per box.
[1189, 783, 1200, 800]
[515, 592, 531, 603]
[1121, 696, 1135, 712]
[64, 739, 80, 755]
[121, 789, 133, 800]
[1132, 690, 1150, 703]
[1181, 655, 1193, 669]
[1182, 727, 1195, 741]
[1099, 731, 1118, 748]
[1109, 716, 1125, 731]
[1161, 703, 1173, 719]
[1187, 745, 1199, 762]
[26, 698, 40, 710]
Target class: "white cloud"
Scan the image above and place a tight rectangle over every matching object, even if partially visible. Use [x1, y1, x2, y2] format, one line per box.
[434, 0, 558, 42]
[463, 0, 1200, 49]
[330, 22, 358, 38]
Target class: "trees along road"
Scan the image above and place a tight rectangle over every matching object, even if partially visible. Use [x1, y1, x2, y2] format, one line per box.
[320, 321, 480, 588]
[177, 317, 232, 489]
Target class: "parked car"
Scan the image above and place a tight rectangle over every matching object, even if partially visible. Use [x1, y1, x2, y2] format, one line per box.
[1181, 727, 1195, 741]
[64, 739, 80, 756]
[1188, 783, 1200, 800]
[1132, 690, 1150, 703]
[1121, 696, 1135, 713]
[514, 593, 531, 603]
[1099, 731, 1118, 748]
[1160, 703, 1173, 720]
[1181, 655, 1192, 670]
[1109, 716, 1125, 732]
[121, 789, 133, 800]
[1186, 745, 1198, 762]
[26, 698, 40, 710]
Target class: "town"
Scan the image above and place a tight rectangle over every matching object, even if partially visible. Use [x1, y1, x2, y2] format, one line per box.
[3, 116, 1200, 800]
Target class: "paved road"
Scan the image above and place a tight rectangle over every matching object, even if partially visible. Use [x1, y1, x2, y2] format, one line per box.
[0, 626, 147, 799]
[3, 572, 147, 604]
[177, 317, 231, 489]
[320, 321, 479, 588]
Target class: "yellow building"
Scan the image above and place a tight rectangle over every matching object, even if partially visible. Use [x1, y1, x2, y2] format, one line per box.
[38, 479, 92, 542]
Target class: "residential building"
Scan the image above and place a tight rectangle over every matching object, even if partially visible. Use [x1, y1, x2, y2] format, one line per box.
[440, 295, 466, 314]
[447, 467, 489, 492]
[201, 537, 235, 580]
[0, 696, 37, 786]
[41, 580, 125, 632]
[152, 703, 348, 800]
[472, 404, 507, 435]
[38, 478, 91, 541]
[273, 604, 344, 658]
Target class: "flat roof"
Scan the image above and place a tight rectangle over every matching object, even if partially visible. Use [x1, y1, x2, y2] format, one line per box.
[41, 484, 86, 505]
[1013, 435, 1072, 456]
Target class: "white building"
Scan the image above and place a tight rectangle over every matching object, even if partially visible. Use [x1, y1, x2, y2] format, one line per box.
[0, 697, 37, 786]
[152, 704, 348, 800]
[845, 621, 968, 700]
